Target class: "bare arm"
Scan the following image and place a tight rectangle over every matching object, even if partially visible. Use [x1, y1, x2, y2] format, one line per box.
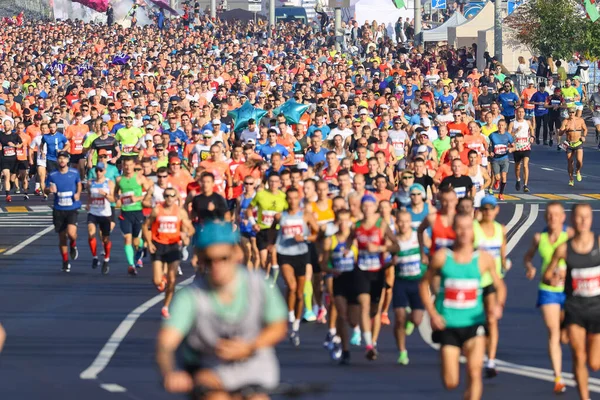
[523, 233, 540, 280]
[542, 242, 567, 286]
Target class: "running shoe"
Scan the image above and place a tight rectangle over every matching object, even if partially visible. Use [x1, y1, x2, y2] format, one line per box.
[15, 189, 21, 194]
[128, 265, 138, 276]
[35, 188, 41, 196]
[493, 180, 500, 190]
[365, 345, 378, 361]
[323, 332, 334, 349]
[569, 180, 574, 187]
[289, 330, 300, 347]
[161, 307, 170, 319]
[485, 366, 498, 378]
[136, 259, 143, 268]
[303, 309, 317, 322]
[23, 194, 29, 201]
[62, 261, 71, 273]
[549, 139, 553, 147]
[5, 195, 11, 203]
[488, 188, 494, 195]
[102, 260, 110, 275]
[576, 171, 582, 182]
[177, 266, 183, 276]
[329, 336, 342, 361]
[515, 180, 521, 191]
[350, 330, 362, 346]
[405, 320, 415, 336]
[317, 307, 327, 324]
[536, 138, 540, 145]
[381, 312, 391, 326]
[42, 194, 48, 201]
[397, 350, 409, 365]
[523, 185, 530, 193]
[339, 351, 351, 365]
[498, 194, 505, 201]
[91, 257, 99, 269]
[553, 379, 566, 394]
[157, 275, 167, 292]
[70, 246, 79, 260]
[181, 246, 189, 261]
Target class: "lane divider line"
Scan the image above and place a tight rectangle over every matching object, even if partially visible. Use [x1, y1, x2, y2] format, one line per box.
[4, 226, 54, 256]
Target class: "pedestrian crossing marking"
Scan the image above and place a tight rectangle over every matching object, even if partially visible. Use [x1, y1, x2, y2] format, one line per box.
[583, 194, 600, 200]
[536, 194, 570, 200]
[495, 194, 520, 200]
[0, 249, 5, 254]
[5, 206, 28, 213]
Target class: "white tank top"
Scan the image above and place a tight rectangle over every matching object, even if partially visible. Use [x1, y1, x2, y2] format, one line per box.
[89, 179, 112, 217]
[152, 184, 165, 207]
[470, 165, 485, 194]
[389, 129, 408, 158]
[512, 120, 531, 151]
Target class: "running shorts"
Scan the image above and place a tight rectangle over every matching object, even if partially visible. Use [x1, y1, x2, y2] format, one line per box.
[46, 160, 59, 173]
[491, 158, 510, 174]
[111, 206, 118, 223]
[1, 157, 17, 174]
[277, 252, 309, 276]
[150, 242, 181, 264]
[353, 268, 385, 304]
[119, 210, 144, 237]
[392, 278, 425, 310]
[482, 284, 497, 298]
[565, 140, 583, 153]
[70, 153, 85, 164]
[241, 231, 256, 239]
[525, 109, 535, 119]
[333, 271, 358, 305]
[53, 209, 78, 232]
[256, 229, 276, 251]
[308, 242, 320, 273]
[592, 117, 600, 126]
[536, 289, 566, 308]
[564, 300, 600, 334]
[432, 325, 486, 348]
[17, 160, 29, 171]
[513, 150, 531, 164]
[87, 213, 112, 236]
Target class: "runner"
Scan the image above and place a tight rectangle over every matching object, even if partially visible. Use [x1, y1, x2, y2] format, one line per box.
[558, 107, 587, 186]
[488, 119, 514, 200]
[275, 187, 319, 347]
[143, 187, 195, 318]
[467, 150, 491, 210]
[0, 120, 23, 202]
[420, 212, 506, 400]
[508, 107, 534, 193]
[29, 123, 49, 199]
[115, 157, 152, 276]
[524, 201, 570, 394]
[15, 122, 31, 200]
[45, 152, 82, 272]
[65, 112, 89, 184]
[237, 175, 259, 270]
[86, 161, 115, 275]
[590, 83, 600, 149]
[392, 210, 425, 365]
[544, 203, 600, 400]
[418, 186, 458, 264]
[474, 196, 508, 378]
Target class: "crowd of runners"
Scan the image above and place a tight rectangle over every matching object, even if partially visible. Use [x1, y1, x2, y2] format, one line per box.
[1, 13, 600, 400]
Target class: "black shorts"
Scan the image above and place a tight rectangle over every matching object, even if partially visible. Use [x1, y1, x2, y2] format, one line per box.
[150, 242, 181, 264]
[353, 268, 385, 304]
[46, 160, 59, 173]
[53, 209, 78, 233]
[119, 210, 144, 237]
[392, 278, 424, 310]
[308, 242, 320, 273]
[333, 271, 358, 305]
[564, 300, 600, 334]
[70, 153, 84, 164]
[432, 325, 486, 348]
[1, 157, 17, 174]
[87, 213, 112, 236]
[278, 252, 308, 276]
[17, 160, 29, 171]
[111, 206, 118, 223]
[482, 284, 496, 298]
[256, 229, 276, 251]
[513, 150, 531, 164]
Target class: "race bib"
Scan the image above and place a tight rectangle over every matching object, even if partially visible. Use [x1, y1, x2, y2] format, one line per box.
[294, 153, 305, 164]
[560, 141, 569, 151]
[75, 141, 84, 152]
[158, 222, 177, 233]
[121, 191, 135, 205]
[122, 145, 135, 153]
[58, 191, 73, 207]
[261, 211, 276, 227]
[572, 266, 600, 297]
[282, 224, 303, 238]
[515, 137, 530, 151]
[3, 147, 15, 157]
[358, 252, 382, 271]
[91, 196, 105, 207]
[16, 147, 25, 157]
[443, 278, 479, 309]
[494, 144, 507, 155]
[435, 237, 454, 250]
[397, 253, 422, 277]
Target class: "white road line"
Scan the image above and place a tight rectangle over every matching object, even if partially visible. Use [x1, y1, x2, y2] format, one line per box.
[512, 194, 539, 200]
[561, 194, 594, 201]
[80, 275, 195, 380]
[100, 383, 127, 393]
[496, 359, 600, 385]
[505, 204, 523, 233]
[506, 203, 538, 253]
[541, 167, 554, 171]
[4, 225, 54, 256]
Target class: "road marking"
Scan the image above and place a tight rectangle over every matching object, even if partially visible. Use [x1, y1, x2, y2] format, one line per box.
[5, 206, 28, 213]
[512, 194, 539, 200]
[3, 226, 54, 256]
[80, 275, 195, 380]
[495, 194, 520, 200]
[504, 204, 523, 232]
[28, 205, 53, 212]
[536, 194, 569, 200]
[541, 167, 554, 171]
[100, 384, 127, 393]
[562, 194, 596, 201]
[583, 194, 600, 200]
[496, 360, 600, 388]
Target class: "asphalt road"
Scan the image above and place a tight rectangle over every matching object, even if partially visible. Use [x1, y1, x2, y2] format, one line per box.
[1, 143, 600, 400]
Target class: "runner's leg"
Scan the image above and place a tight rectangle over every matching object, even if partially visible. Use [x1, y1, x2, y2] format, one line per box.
[522, 157, 530, 187]
[540, 304, 563, 379]
[164, 260, 179, 308]
[485, 293, 499, 369]
[566, 151, 574, 181]
[463, 335, 486, 400]
[575, 148, 583, 177]
[440, 345, 461, 390]
[568, 324, 589, 400]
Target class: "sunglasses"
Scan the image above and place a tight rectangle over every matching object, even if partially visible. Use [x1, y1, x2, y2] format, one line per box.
[244, 182, 255, 185]
[402, 176, 414, 179]
[410, 192, 421, 196]
[99, 155, 108, 158]
[170, 163, 181, 166]
[158, 175, 168, 178]
[164, 193, 178, 198]
[134, 168, 142, 172]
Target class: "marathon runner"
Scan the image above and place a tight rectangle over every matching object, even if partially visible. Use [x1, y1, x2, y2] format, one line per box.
[143, 186, 195, 319]
[29, 123, 49, 198]
[45, 152, 82, 272]
[488, 119, 514, 200]
[508, 107, 534, 193]
[467, 150, 491, 210]
[558, 107, 587, 186]
[590, 83, 600, 149]
[86, 161, 115, 275]
[418, 186, 458, 265]
[0, 121, 23, 202]
[41, 121, 69, 175]
[524, 201, 570, 394]
[544, 204, 600, 400]
[15, 122, 31, 200]
[237, 176, 259, 270]
[420, 212, 506, 400]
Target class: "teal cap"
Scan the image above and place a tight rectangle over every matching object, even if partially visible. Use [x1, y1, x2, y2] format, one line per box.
[195, 222, 240, 250]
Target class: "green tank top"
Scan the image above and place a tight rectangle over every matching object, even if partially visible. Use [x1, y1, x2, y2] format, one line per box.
[118, 173, 143, 211]
[474, 221, 504, 287]
[538, 231, 568, 292]
[436, 250, 485, 328]
[395, 231, 425, 280]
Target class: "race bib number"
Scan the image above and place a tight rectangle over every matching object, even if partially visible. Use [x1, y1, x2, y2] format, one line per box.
[443, 278, 479, 309]
[16, 147, 25, 157]
[397, 253, 422, 277]
[515, 137, 530, 151]
[294, 154, 305, 164]
[435, 237, 454, 250]
[494, 144, 507, 155]
[449, 129, 461, 138]
[261, 211, 276, 227]
[3, 147, 15, 157]
[572, 266, 600, 297]
[91, 196, 105, 207]
[122, 145, 135, 153]
[58, 191, 73, 207]
[121, 191, 135, 205]
[158, 222, 177, 233]
[282, 224, 303, 238]
[75, 141, 84, 152]
[358, 252, 382, 271]
[560, 141, 569, 151]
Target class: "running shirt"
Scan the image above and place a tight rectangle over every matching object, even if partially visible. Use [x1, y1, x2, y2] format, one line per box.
[1, 132, 22, 160]
[564, 236, 600, 301]
[65, 124, 89, 155]
[118, 173, 143, 212]
[511, 120, 531, 152]
[407, 203, 429, 231]
[330, 234, 358, 273]
[151, 184, 166, 207]
[470, 166, 486, 207]
[488, 132, 513, 160]
[395, 231, 424, 279]
[308, 199, 335, 226]
[41, 133, 68, 161]
[152, 204, 182, 245]
[89, 179, 112, 217]
[430, 213, 456, 253]
[474, 221, 504, 287]
[115, 127, 143, 156]
[356, 219, 384, 272]
[250, 190, 288, 230]
[275, 211, 309, 255]
[538, 231, 568, 293]
[436, 250, 485, 328]
[239, 193, 257, 235]
[47, 168, 81, 211]
[389, 129, 408, 159]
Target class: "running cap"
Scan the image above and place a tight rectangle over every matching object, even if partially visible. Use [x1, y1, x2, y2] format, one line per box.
[297, 161, 309, 171]
[203, 130, 214, 137]
[247, 138, 256, 144]
[480, 195, 498, 208]
[169, 156, 181, 164]
[527, 78, 535, 85]
[144, 134, 153, 141]
[361, 193, 377, 204]
[95, 162, 106, 170]
[98, 149, 109, 156]
[195, 221, 240, 250]
[57, 151, 70, 158]
[212, 119, 221, 125]
[409, 183, 425, 194]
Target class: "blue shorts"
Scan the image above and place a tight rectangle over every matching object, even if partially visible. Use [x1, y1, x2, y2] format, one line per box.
[392, 278, 424, 310]
[536, 289, 566, 308]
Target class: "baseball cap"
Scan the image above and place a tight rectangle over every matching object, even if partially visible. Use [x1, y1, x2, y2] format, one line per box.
[203, 130, 214, 137]
[57, 151, 70, 159]
[145, 124, 155, 130]
[98, 149, 109, 156]
[150, 101, 160, 107]
[480, 195, 498, 208]
[212, 119, 221, 125]
[169, 156, 181, 164]
[409, 183, 425, 194]
[247, 138, 256, 144]
[123, 101, 131, 107]
[422, 118, 431, 127]
[527, 79, 535, 85]
[361, 193, 377, 204]
[297, 162, 308, 171]
[144, 134, 153, 141]
[96, 162, 106, 170]
[359, 108, 368, 115]
[194, 221, 240, 250]
[192, 129, 203, 135]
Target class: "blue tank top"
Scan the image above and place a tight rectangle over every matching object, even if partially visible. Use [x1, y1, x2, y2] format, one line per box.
[239, 193, 256, 235]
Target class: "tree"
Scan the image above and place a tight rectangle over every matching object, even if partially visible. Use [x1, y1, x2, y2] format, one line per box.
[505, 0, 586, 60]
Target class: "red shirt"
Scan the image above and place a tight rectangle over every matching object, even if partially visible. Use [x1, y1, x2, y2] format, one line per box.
[352, 160, 369, 175]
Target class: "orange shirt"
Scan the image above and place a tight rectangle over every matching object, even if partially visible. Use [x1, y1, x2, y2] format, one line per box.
[26, 124, 41, 141]
[464, 134, 488, 160]
[199, 159, 231, 196]
[65, 124, 89, 155]
[374, 189, 392, 203]
[167, 170, 194, 201]
[151, 204, 182, 245]
[434, 163, 469, 184]
[16, 132, 31, 161]
[233, 162, 262, 185]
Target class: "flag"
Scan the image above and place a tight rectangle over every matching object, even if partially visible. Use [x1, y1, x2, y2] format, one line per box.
[393, 0, 406, 8]
[585, 0, 600, 22]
